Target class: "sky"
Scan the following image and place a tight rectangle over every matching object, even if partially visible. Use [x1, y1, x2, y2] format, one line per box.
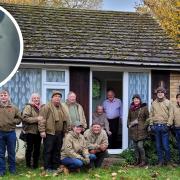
[102, 0, 142, 12]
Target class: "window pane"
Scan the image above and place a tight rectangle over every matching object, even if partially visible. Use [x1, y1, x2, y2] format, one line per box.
[128, 72, 149, 105]
[46, 71, 65, 82]
[0, 69, 41, 110]
[46, 89, 65, 102]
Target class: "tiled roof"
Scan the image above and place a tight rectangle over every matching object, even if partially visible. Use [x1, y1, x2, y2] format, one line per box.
[1, 3, 180, 67]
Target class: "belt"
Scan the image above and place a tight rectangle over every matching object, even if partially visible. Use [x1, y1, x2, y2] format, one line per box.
[154, 124, 166, 126]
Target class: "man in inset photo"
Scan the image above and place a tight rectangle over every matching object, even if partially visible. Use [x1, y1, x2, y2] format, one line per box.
[0, 10, 20, 83]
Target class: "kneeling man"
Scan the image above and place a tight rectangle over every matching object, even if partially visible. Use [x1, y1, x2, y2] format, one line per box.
[84, 122, 108, 168]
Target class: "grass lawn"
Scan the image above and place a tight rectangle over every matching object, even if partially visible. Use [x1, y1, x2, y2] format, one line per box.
[0, 161, 180, 180]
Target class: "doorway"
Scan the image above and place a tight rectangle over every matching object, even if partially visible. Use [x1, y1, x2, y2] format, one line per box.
[92, 71, 123, 149]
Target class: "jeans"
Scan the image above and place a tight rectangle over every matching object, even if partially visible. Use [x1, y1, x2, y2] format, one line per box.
[152, 124, 171, 162]
[0, 131, 16, 174]
[174, 128, 180, 161]
[43, 132, 63, 170]
[26, 133, 41, 168]
[61, 154, 96, 169]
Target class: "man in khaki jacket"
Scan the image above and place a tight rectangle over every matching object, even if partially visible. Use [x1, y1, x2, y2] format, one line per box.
[38, 91, 68, 172]
[84, 121, 109, 167]
[63, 91, 87, 130]
[0, 90, 22, 176]
[149, 87, 173, 166]
[61, 122, 95, 171]
[173, 93, 180, 164]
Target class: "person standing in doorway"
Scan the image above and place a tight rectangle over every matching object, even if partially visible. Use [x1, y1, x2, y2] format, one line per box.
[103, 89, 122, 149]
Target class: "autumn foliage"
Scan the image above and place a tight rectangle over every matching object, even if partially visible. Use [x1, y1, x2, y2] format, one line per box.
[0, 0, 102, 9]
[137, 0, 179, 47]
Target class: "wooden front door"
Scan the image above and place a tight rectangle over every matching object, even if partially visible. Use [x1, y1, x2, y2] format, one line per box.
[70, 67, 90, 127]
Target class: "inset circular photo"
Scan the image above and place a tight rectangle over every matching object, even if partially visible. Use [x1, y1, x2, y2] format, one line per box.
[0, 6, 23, 87]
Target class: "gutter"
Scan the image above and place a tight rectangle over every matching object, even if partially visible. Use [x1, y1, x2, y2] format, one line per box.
[22, 57, 180, 69]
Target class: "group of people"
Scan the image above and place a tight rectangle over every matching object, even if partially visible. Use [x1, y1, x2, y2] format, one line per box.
[0, 90, 109, 176]
[0, 86, 179, 176]
[128, 87, 180, 167]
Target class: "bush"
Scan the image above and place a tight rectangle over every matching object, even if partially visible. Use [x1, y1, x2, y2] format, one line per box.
[120, 133, 179, 165]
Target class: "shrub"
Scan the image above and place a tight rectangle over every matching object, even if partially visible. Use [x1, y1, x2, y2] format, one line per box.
[120, 133, 179, 165]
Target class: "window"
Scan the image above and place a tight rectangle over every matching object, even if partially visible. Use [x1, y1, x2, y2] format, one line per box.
[42, 69, 69, 103]
[0, 68, 69, 109]
[0, 68, 41, 110]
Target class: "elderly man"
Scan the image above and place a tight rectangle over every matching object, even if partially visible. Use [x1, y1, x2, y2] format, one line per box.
[103, 89, 122, 149]
[173, 93, 180, 164]
[149, 87, 173, 166]
[63, 91, 87, 130]
[84, 122, 108, 168]
[0, 90, 22, 176]
[39, 91, 69, 172]
[92, 105, 111, 136]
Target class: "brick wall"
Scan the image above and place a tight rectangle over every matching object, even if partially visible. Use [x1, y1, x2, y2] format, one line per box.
[170, 72, 180, 102]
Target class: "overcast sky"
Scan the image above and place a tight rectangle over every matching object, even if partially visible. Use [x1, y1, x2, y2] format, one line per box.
[102, 0, 142, 12]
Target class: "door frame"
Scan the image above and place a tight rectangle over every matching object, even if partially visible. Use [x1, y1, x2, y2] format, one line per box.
[90, 67, 151, 154]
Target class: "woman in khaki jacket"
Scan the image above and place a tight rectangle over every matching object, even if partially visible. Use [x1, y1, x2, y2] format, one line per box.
[127, 94, 149, 167]
[22, 93, 43, 169]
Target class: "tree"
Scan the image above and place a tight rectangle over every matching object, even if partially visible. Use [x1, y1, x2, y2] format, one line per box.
[1, 0, 102, 9]
[135, 0, 179, 46]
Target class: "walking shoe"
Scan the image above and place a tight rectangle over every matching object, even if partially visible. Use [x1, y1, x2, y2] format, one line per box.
[75, 168, 81, 173]
[10, 170, 16, 175]
[156, 162, 163, 167]
[166, 161, 177, 168]
[0, 172, 5, 177]
[63, 166, 69, 175]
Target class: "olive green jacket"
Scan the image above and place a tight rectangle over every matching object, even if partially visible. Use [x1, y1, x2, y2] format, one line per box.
[84, 128, 108, 150]
[0, 104, 22, 131]
[61, 131, 89, 160]
[22, 104, 40, 134]
[38, 102, 68, 135]
[149, 98, 173, 126]
[127, 104, 149, 141]
[63, 102, 87, 129]
[173, 103, 180, 127]
[92, 112, 110, 133]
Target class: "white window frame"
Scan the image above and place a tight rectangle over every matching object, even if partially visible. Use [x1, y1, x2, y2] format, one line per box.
[41, 68, 69, 104]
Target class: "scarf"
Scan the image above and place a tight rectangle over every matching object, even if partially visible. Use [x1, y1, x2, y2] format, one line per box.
[48, 102, 67, 122]
[0, 100, 12, 107]
[130, 102, 141, 111]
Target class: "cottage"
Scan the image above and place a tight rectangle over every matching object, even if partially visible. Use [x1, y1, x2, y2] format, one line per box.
[0, 3, 180, 154]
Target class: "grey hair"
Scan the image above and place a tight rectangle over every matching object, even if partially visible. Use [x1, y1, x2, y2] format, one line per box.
[67, 91, 76, 97]
[28, 93, 41, 104]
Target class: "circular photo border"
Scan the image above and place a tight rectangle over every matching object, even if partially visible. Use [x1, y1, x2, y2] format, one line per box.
[0, 6, 23, 87]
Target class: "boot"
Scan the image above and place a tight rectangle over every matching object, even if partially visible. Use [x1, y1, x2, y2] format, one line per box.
[133, 158, 140, 166]
[139, 161, 146, 167]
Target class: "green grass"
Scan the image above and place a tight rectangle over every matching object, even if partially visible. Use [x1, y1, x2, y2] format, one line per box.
[0, 161, 180, 180]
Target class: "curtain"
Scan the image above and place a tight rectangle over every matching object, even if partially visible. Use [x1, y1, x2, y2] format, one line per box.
[0, 69, 41, 110]
[128, 72, 149, 106]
